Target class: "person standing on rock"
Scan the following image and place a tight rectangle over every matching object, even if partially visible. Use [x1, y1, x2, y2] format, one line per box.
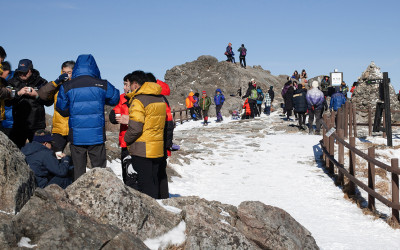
[238, 44, 247, 68]
[185, 91, 197, 120]
[214, 88, 225, 122]
[293, 84, 308, 130]
[306, 81, 325, 135]
[56, 54, 120, 180]
[124, 70, 166, 199]
[242, 79, 258, 118]
[225, 43, 233, 63]
[199, 90, 211, 125]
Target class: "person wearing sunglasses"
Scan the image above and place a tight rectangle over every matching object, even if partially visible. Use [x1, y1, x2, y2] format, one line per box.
[7, 59, 53, 148]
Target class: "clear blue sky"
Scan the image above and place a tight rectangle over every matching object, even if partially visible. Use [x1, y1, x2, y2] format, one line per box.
[2, 0, 399, 100]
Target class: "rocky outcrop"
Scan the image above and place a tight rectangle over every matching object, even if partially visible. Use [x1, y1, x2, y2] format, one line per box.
[352, 62, 400, 122]
[0, 132, 35, 214]
[164, 55, 288, 116]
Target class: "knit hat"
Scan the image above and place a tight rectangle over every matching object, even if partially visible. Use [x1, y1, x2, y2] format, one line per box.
[202, 91, 206, 94]
[312, 80, 319, 88]
[33, 133, 53, 143]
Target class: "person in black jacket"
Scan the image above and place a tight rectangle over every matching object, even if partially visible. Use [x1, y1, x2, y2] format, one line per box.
[283, 81, 294, 120]
[242, 79, 258, 118]
[7, 59, 53, 148]
[268, 86, 275, 104]
[21, 130, 73, 189]
[293, 84, 308, 129]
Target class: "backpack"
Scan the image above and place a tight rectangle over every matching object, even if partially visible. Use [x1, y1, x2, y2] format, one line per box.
[257, 92, 264, 102]
[250, 89, 258, 100]
[241, 48, 247, 56]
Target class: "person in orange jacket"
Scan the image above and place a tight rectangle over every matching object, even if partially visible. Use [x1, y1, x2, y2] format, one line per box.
[242, 98, 251, 119]
[185, 91, 197, 120]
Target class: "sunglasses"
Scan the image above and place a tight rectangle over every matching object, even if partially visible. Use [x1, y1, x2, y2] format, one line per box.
[18, 71, 29, 76]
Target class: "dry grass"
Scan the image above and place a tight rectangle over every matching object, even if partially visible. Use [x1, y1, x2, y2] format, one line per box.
[376, 181, 390, 197]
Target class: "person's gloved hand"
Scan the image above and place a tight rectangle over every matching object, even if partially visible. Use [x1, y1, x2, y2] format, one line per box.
[54, 73, 69, 86]
[61, 155, 72, 164]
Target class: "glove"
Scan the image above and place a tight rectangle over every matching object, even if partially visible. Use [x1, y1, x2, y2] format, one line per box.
[54, 73, 69, 86]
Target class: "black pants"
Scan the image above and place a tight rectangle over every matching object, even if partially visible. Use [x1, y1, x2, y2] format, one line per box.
[226, 55, 233, 62]
[0, 127, 12, 138]
[297, 112, 307, 126]
[286, 109, 292, 119]
[249, 100, 257, 118]
[308, 109, 322, 132]
[194, 107, 202, 119]
[10, 127, 38, 149]
[256, 104, 262, 116]
[70, 143, 107, 181]
[132, 155, 163, 199]
[52, 133, 68, 152]
[240, 56, 246, 68]
[189, 107, 196, 119]
[158, 156, 169, 199]
[121, 147, 129, 183]
[216, 104, 223, 121]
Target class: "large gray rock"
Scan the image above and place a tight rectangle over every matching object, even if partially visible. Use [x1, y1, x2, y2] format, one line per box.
[236, 201, 319, 250]
[66, 168, 182, 240]
[2, 185, 148, 249]
[0, 131, 35, 214]
[164, 55, 288, 116]
[352, 62, 400, 122]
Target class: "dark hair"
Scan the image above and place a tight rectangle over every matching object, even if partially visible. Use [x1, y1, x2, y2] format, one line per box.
[1, 61, 11, 71]
[145, 72, 156, 82]
[352, 82, 358, 87]
[0, 46, 6, 59]
[123, 73, 132, 82]
[194, 92, 199, 97]
[34, 129, 51, 137]
[256, 86, 260, 90]
[61, 60, 75, 69]
[241, 44, 244, 47]
[129, 70, 147, 86]
[298, 84, 303, 89]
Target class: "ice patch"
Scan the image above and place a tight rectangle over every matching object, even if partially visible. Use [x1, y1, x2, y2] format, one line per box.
[18, 237, 37, 248]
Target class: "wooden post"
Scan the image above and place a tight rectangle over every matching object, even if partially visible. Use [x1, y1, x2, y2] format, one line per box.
[329, 129, 335, 174]
[349, 137, 356, 195]
[337, 107, 342, 131]
[185, 109, 189, 121]
[368, 147, 375, 211]
[322, 114, 327, 162]
[330, 111, 336, 126]
[338, 129, 344, 186]
[325, 120, 331, 168]
[392, 158, 399, 225]
[172, 109, 176, 123]
[383, 110, 386, 139]
[349, 103, 353, 138]
[344, 102, 349, 139]
[180, 110, 183, 124]
[368, 106, 372, 136]
[353, 103, 357, 137]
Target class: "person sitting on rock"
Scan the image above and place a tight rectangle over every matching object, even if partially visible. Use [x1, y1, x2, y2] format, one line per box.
[21, 130, 73, 189]
[214, 88, 225, 122]
[199, 91, 211, 125]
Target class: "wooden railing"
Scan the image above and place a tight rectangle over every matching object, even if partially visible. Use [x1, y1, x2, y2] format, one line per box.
[320, 106, 400, 225]
[171, 108, 190, 125]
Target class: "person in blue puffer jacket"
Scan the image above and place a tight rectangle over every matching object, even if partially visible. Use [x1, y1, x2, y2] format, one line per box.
[330, 86, 347, 112]
[214, 88, 225, 122]
[56, 54, 120, 181]
[256, 87, 264, 116]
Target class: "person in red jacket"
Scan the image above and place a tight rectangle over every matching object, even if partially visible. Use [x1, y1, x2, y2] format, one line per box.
[109, 73, 137, 188]
[242, 98, 251, 119]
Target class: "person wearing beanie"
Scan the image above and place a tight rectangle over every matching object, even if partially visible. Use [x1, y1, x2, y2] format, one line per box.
[21, 130, 73, 189]
[214, 88, 225, 122]
[238, 44, 247, 68]
[306, 80, 325, 135]
[199, 91, 211, 125]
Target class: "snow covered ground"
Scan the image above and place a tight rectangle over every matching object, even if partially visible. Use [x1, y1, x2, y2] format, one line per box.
[166, 112, 400, 250]
[107, 112, 400, 249]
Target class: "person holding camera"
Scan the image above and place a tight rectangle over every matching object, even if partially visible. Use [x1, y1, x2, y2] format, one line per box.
[7, 59, 53, 148]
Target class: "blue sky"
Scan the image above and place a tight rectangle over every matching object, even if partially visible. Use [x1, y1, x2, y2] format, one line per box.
[2, 0, 399, 101]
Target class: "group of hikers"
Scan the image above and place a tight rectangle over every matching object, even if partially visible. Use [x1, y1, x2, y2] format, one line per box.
[185, 89, 225, 125]
[225, 43, 247, 68]
[0, 46, 173, 200]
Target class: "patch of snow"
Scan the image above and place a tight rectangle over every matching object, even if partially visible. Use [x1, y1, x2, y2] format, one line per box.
[190, 80, 196, 85]
[18, 237, 37, 248]
[0, 210, 14, 215]
[157, 200, 182, 214]
[107, 161, 123, 181]
[144, 221, 186, 250]
[220, 210, 230, 217]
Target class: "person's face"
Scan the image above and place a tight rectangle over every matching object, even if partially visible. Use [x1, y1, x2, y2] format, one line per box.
[202, 93, 206, 97]
[130, 81, 140, 92]
[123, 80, 130, 94]
[19, 70, 32, 81]
[62, 66, 73, 80]
[43, 142, 52, 149]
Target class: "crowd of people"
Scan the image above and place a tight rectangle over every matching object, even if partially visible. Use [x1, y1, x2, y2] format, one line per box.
[185, 89, 224, 125]
[0, 46, 176, 200]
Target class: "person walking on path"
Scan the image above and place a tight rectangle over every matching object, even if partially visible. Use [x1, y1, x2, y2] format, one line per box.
[214, 88, 225, 122]
[124, 70, 166, 199]
[238, 44, 247, 68]
[199, 90, 211, 125]
[225, 43, 233, 63]
[293, 83, 308, 130]
[306, 80, 325, 135]
[56, 54, 120, 181]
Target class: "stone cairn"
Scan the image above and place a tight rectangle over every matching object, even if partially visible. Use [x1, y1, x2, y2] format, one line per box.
[351, 62, 400, 123]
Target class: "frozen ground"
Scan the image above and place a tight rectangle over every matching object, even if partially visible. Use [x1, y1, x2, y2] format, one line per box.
[165, 112, 400, 250]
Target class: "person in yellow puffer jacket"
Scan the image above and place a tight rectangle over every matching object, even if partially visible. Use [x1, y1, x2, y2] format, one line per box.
[185, 91, 196, 120]
[124, 71, 166, 199]
[37, 61, 75, 155]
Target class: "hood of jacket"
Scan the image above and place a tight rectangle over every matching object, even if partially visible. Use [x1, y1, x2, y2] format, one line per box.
[21, 141, 48, 157]
[188, 91, 194, 97]
[126, 82, 162, 99]
[156, 80, 170, 96]
[216, 88, 222, 94]
[72, 54, 101, 79]
[257, 89, 262, 93]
